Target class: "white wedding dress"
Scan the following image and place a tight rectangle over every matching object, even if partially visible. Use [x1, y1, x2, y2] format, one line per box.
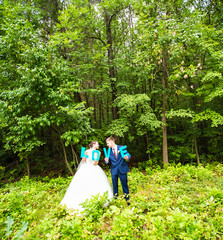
[60, 149, 113, 212]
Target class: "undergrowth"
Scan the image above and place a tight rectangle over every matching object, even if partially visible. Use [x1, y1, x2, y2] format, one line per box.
[0, 163, 222, 239]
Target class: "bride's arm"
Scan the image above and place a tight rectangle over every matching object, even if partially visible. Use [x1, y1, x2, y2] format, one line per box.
[82, 150, 89, 162]
[94, 151, 101, 165]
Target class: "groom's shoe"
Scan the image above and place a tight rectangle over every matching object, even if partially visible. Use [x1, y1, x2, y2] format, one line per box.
[127, 201, 130, 206]
[114, 193, 118, 199]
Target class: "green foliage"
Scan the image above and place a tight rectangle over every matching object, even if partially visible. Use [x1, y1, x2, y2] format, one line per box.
[167, 109, 195, 119]
[0, 164, 222, 239]
[81, 192, 111, 221]
[0, 1, 93, 174]
[132, 0, 223, 164]
[1, 0, 223, 182]
[107, 94, 162, 140]
[192, 109, 223, 127]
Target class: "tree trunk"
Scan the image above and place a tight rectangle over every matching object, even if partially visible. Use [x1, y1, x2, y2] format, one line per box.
[194, 137, 200, 165]
[91, 79, 97, 126]
[70, 143, 79, 170]
[146, 132, 150, 160]
[106, 90, 110, 124]
[99, 98, 102, 128]
[162, 47, 169, 165]
[105, 13, 118, 119]
[60, 138, 74, 175]
[26, 156, 31, 177]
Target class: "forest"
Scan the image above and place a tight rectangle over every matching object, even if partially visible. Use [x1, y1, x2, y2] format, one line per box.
[0, 0, 223, 177]
[0, 0, 223, 239]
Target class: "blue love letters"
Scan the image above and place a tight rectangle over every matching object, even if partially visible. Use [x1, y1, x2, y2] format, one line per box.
[103, 148, 111, 158]
[80, 146, 129, 161]
[81, 147, 100, 161]
[118, 145, 130, 158]
[103, 145, 129, 158]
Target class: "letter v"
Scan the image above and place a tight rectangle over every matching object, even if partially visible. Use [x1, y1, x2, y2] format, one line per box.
[103, 148, 111, 158]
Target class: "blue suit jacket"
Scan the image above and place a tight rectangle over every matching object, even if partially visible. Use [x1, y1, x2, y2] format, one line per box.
[106, 145, 131, 176]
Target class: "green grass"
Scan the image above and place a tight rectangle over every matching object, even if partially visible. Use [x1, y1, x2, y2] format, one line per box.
[0, 163, 222, 239]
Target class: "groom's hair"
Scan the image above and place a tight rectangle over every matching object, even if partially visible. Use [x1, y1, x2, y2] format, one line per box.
[106, 137, 115, 142]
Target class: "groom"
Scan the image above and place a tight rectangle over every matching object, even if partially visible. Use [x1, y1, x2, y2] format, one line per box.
[105, 137, 131, 204]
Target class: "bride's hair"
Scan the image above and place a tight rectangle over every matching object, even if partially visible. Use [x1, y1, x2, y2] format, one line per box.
[89, 141, 98, 148]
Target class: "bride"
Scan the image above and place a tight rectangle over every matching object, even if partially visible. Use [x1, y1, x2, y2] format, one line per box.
[60, 141, 113, 212]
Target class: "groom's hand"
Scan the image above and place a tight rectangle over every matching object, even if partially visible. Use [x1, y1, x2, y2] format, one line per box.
[104, 157, 109, 163]
[124, 155, 129, 161]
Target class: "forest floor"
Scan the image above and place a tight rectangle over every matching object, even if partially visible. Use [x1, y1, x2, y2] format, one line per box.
[0, 163, 223, 239]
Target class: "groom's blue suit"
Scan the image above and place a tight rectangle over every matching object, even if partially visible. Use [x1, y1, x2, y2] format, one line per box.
[106, 145, 131, 201]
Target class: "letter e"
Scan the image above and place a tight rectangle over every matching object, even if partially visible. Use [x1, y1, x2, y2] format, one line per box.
[119, 145, 129, 158]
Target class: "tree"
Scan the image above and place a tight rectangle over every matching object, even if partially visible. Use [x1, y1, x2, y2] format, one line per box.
[133, 0, 223, 165]
[0, 2, 93, 176]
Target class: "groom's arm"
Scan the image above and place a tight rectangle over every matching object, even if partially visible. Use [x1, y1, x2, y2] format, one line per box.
[104, 157, 109, 164]
[124, 153, 131, 161]
[119, 145, 131, 161]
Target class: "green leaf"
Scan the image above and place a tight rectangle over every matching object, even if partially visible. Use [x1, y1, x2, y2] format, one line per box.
[14, 221, 28, 239]
[5, 216, 14, 236]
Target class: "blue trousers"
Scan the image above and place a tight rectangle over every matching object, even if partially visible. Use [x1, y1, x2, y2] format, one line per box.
[111, 172, 129, 201]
